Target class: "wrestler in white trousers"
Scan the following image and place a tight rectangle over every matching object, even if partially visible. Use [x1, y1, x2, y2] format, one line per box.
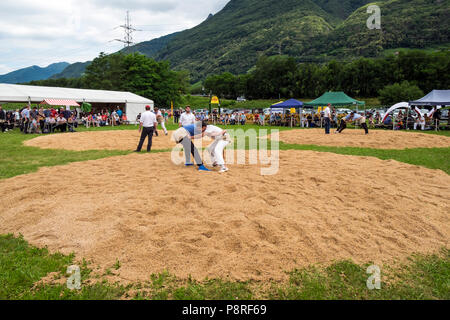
[160, 120, 168, 135]
[208, 138, 230, 166]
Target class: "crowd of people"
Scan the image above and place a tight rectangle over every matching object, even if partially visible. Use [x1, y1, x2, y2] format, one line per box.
[0, 104, 128, 134]
[1, 102, 444, 135]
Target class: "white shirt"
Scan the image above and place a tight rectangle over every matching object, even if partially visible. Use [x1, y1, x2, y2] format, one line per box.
[140, 111, 157, 127]
[323, 107, 331, 118]
[179, 112, 195, 126]
[204, 125, 223, 137]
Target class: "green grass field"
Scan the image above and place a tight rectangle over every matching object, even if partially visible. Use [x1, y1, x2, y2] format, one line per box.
[0, 125, 448, 300]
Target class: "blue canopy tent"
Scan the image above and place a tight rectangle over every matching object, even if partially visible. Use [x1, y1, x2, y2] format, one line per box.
[271, 99, 311, 127]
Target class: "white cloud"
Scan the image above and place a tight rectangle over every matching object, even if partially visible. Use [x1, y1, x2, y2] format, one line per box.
[0, 0, 229, 74]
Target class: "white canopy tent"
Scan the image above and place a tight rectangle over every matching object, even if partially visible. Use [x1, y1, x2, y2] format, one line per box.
[0, 83, 154, 124]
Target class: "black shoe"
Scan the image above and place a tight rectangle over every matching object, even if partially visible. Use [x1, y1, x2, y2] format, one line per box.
[134, 150, 141, 153]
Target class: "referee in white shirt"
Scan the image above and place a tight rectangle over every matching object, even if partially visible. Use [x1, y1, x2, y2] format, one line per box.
[135, 105, 158, 152]
[179, 106, 196, 127]
[323, 103, 332, 134]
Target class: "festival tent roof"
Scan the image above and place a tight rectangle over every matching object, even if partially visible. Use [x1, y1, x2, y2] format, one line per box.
[271, 99, 312, 109]
[409, 90, 450, 106]
[304, 92, 365, 107]
[40, 99, 80, 107]
[0, 83, 153, 104]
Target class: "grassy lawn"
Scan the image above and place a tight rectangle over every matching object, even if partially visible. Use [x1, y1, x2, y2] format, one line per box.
[1, 234, 448, 300]
[0, 130, 131, 180]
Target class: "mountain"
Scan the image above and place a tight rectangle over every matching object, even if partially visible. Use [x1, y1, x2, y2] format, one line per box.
[51, 32, 179, 80]
[153, 0, 449, 80]
[120, 32, 179, 57]
[0, 62, 69, 84]
[50, 61, 91, 79]
[152, 0, 381, 80]
[35, 0, 450, 82]
[303, 0, 450, 59]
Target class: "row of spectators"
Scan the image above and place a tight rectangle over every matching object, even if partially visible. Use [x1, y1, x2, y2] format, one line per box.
[0, 104, 128, 134]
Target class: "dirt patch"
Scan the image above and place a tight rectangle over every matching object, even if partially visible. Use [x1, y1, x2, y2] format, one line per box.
[23, 130, 211, 151]
[0, 151, 448, 282]
[273, 129, 450, 149]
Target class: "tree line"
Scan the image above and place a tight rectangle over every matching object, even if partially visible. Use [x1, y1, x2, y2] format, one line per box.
[202, 50, 449, 105]
[26, 52, 189, 107]
[25, 50, 449, 107]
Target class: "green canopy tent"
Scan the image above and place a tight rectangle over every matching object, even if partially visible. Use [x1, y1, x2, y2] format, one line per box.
[305, 92, 366, 129]
[305, 92, 365, 107]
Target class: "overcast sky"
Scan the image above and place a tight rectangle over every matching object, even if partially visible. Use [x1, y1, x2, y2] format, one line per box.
[0, 0, 229, 74]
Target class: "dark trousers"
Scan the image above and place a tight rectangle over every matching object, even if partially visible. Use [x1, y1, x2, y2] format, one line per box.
[337, 120, 347, 133]
[324, 117, 331, 134]
[361, 122, 369, 134]
[137, 127, 154, 152]
[56, 123, 67, 132]
[180, 136, 203, 165]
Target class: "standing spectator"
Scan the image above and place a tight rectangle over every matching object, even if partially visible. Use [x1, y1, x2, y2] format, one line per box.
[136, 113, 141, 126]
[323, 104, 332, 134]
[38, 108, 46, 132]
[63, 108, 71, 120]
[21, 106, 31, 133]
[174, 109, 180, 124]
[433, 108, 441, 130]
[135, 105, 157, 153]
[14, 109, 20, 127]
[0, 105, 6, 133]
[111, 110, 117, 126]
[117, 107, 123, 118]
[331, 108, 338, 128]
[179, 106, 196, 127]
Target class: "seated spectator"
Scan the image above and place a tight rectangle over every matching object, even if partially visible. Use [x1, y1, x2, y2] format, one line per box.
[28, 116, 40, 134]
[259, 113, 265, 126]
[240, 113, 246, 125]
[67, 114, 78, 132]
[414, 116, 425, 131]
[55, 115, 67, 132]
[44, 115, 55, 133]
[101, 114, 108, 126]
[384, 115, 392, 126]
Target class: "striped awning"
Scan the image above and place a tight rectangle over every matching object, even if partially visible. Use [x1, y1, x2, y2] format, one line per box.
[40, 99, 80, 107]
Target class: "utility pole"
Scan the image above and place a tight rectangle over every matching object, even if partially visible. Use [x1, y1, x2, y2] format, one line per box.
[113, 11, 140, 47]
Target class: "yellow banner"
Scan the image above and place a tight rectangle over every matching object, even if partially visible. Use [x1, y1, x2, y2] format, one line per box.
[290, 108, 296, 114]
[211, 96, 220, 104]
